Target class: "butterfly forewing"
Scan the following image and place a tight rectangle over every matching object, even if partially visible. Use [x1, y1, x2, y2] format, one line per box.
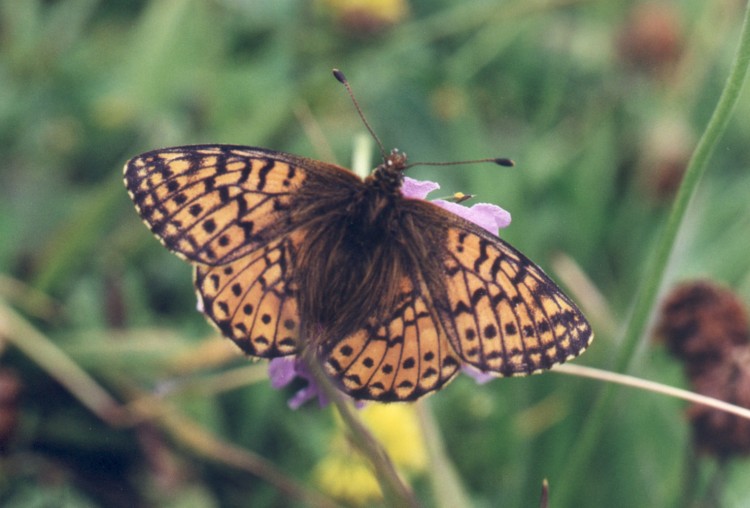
[125, 145, 314, 265]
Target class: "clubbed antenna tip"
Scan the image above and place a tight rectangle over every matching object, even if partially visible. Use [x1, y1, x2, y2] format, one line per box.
[495, 158, 514, 167]
[332, 68, 346, 83]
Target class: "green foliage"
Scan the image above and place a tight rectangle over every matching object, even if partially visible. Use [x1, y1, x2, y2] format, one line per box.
[1, 0, 750, 506]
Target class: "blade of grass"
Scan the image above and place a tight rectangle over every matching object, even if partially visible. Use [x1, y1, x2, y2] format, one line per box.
[127, 392, 341, 508]
[0, 298, 340, 507]
[31, 172, 124, 294]
[554, 364, 750, 420]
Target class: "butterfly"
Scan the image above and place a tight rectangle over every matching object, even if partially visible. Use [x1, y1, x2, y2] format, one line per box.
[124, 73, 592, 402]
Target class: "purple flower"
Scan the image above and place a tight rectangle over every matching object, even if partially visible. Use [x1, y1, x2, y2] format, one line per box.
[401, 177, 440, 200]
[268, 357, 329, 410]
[461, 366, 496, 384]
[402, 177, 511, 235]
[268, 177, 513, 406]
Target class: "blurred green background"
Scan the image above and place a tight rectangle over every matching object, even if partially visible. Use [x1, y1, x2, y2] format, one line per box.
[2, 0, 750, 506]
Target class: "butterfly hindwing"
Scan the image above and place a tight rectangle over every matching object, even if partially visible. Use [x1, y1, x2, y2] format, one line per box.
[437, 215, 592, 377]
[194, 229, 306, 357]
[322, 275, 461, 401]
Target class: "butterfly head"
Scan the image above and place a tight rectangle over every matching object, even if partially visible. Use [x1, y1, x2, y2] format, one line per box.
[366, 148, 409, 195]
[385, 148, 408, 170]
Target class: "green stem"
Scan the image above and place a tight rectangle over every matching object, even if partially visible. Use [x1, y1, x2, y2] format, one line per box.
[416, 401, 473, 508]
[299, 349, 420, 508]
[617, 12, 750, 374]
[556, 2, 750, 504]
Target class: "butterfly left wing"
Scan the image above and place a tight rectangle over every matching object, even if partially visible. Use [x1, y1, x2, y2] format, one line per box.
[194, 229, 305, 357]
[434, 211, 593, 377]
[321, 274, 462, 402]
[126, 145, 363, 358]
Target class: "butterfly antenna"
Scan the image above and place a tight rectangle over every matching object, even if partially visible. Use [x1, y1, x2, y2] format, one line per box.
[333, 69, 388, 161]
[404, 157, 515, 170]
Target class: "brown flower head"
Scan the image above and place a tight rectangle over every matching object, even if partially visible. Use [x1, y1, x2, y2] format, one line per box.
[657, 280, 750, 458]
[687, 346, 750, 457]
[617, 3, 683, 76]
[656, 280, 749, 376]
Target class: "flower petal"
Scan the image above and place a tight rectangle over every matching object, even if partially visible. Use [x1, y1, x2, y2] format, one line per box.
[432, 200, 511, 235]
[268, 357, 297, 388]
[268, 357, 329, 409]
[402, 177, 440, 199]
[462, 366, 496, 385]
[289, 384, 324, 410]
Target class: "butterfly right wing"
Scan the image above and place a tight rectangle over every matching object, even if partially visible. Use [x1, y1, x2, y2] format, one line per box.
[437, 210, 593, 377]
[124, 144, 360, 266]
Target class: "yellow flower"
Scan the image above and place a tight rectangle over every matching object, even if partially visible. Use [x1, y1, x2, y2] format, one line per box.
[313, 454, 381, 505]
[318, 0, 409, 33]
[360, 403, 427, 471]
[314, 404, 427, 504]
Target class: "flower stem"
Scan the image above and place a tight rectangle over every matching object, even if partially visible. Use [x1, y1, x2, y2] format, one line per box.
[556, 1, 750, 504]
[299, 348, 420, 508]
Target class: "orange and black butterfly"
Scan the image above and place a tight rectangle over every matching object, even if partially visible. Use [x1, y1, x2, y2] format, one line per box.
[124, 71, 592, 402]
